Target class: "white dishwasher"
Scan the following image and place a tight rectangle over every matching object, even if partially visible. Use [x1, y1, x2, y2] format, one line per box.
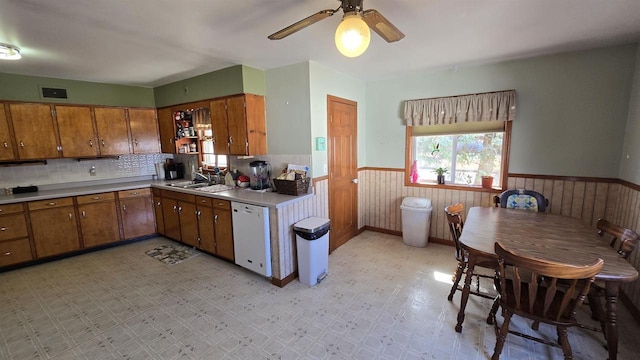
[231, 202, 272, 277]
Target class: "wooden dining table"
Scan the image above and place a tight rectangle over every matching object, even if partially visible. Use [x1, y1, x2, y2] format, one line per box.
[456, 206, 639, 360]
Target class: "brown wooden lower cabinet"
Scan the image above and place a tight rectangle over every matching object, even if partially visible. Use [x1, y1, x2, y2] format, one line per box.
[161, 198, 181, 240]
[118, 188, 156, 240]
[213, 199, 234, 261]
[179, 201, 199, 248]
[0, 203, 33, 266]
[77, 192, 120, 248]
[28, 197, 81, 258]
[153, 193, 165, 235]
[197, 197, 215, 254]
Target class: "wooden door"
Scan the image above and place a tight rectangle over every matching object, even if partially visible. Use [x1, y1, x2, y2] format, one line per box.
[245, 94, 267, 155]
[153, 194, 165, 235]
[78, 200, 120, 248]
[120, 195, 155, 240]
[214, 206, 234, 261]
[327, 95, 358, 252]
[0, 105, 17, 161]
[94, 107, 131, 155]
[210, 99, 229, 154]
[157, 107, 176, 153]
[197, 205, 216, 253]
[162, 198, 181, 240]
[227, 95, 248, 155]
[56, 106, 98, 158]
[30, 206, 80, 258]
[179, 201, 199, 247]
[129, 108, 160, 154]
[10, 103, 60, 159]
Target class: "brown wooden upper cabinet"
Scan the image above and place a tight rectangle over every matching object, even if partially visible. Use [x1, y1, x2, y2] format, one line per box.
[94, 107, 131, 156]
[56, 105, 98, 158]
[128, 108, 160, 154]
[157, 107, 176, 154]
[9, 103, 61, 160]
[212, 94, 267, 156]
[0, 104, 17, 161]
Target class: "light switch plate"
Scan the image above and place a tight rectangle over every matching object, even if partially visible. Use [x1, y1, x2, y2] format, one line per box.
[315, 137, 326, 151]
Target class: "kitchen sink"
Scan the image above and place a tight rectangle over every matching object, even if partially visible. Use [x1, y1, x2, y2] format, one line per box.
[166, 181, 210, 189]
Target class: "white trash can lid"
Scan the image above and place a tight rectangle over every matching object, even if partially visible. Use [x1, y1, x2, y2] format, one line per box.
[294, 217, 331, 233]
[401, 197, 432, 210]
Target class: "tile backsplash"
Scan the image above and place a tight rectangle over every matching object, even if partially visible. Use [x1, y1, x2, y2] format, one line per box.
[0, 154, 173, 188]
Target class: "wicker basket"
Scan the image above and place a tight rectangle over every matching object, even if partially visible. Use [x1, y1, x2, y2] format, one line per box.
[273, 177, 310, 196]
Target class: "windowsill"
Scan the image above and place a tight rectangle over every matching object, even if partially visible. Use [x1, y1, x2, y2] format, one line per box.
[406, 182, 502, 193]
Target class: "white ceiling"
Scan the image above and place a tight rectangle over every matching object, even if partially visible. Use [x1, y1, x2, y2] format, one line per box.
[1, 0, 640, 88]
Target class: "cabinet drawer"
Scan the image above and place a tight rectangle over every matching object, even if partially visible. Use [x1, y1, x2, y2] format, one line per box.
[28, 197, 74, 211]
[0, 213, 29, 241]
[118, 188, 151, 199]
[0, 238, 33, 267]
[195, 196, 212, 207]
[152, 188, 161, 196]
[76, 192, 116, 204]
[0, 203, 24, 215]
[161, 189, 196, 203]
[212, 199, 231, 210]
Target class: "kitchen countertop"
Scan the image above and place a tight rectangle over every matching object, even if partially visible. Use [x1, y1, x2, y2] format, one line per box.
[0, 177, 314, 208]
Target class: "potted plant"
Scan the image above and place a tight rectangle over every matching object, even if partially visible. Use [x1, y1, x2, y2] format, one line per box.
[434, 167, 448, 184]
[481, 175, 494, 189]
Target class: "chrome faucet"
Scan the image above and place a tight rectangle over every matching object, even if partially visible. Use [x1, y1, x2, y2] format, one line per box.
[194, 171, 211, 183]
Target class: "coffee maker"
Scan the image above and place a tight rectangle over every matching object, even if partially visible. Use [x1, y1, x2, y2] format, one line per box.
[165, 162, 185, 180]
[249, 161, 271, 190]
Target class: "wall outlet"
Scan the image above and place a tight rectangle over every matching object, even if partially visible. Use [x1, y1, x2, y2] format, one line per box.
[89, 166, 96, 176]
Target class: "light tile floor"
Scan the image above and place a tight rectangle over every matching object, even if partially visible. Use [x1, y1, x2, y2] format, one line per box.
[1, 231, 639, 359]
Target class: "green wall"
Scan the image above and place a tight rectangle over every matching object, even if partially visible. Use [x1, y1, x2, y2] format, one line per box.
[365, 44, 638, 178]
[620, 46, 640, 183]
[0, 72, 154, 107]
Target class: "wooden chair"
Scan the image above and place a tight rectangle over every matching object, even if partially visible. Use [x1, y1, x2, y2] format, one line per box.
[489, 241, 603, 360]
[585, 218, 639, 337]
[493, 189, 549, 212]
[445, 203, 498, 302]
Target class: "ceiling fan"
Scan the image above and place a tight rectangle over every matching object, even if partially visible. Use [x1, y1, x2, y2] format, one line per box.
[268, 0, 405, 57]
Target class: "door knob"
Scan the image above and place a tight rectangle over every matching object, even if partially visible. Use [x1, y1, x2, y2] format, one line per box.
[352, 178, 359, 184]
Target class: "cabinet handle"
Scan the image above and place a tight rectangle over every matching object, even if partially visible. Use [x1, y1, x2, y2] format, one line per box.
[229, 136, 233, 144]
[19, 141, 24, 148]
[3, 141, 7, 148]
[214, 214, 218, 224]
[169, 138, 174, 144]
[173, 205, 177, 213]
[122, 205, 127, 211]
[3, 252, 11, 256]
[0, 227, 7, 231]
[134, 138, 139, 146]
[47, 202, 56, 206]
[156, 201, 161, 207]
[92, 196, 100, 200]
[81, 210, 86, 218]
[57, 145, 62, 152]
[68, 213, 73, 220]
[89, 139, 93, 147]
[196, 210, 201, 219]
[101, 139, 106, 147]
[178, 206, 182, 214]
[131, 191, 139, 196]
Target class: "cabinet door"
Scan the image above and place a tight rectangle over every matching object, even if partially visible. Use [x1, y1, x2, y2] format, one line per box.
[30, 206, 80, 258]
[153, 195, 165, 235]
[129, 108, 160, 154]
[0, 105, 17, 161]
[162, 198, 181, 240]
[179, 201, 199, 248]
[197, 205, 215, 253]
[210, 99, 229, 155]
[78, 201, 120, 247]
[226, 96, 248, 155]
[214, 207, 234, 261]
[56, 106, 98, 158]
[10, 103, 60, 159]
[245, 94, 267, 155]
[94, 107, 131, 156]
[157, 107, 176, 154]
[0, 238, 33, 267]
[120, 195, 155, 239]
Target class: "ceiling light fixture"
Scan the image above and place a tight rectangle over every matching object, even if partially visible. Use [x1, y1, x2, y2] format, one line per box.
[0, 43, 21, 60]
[334, 12, 370, 58]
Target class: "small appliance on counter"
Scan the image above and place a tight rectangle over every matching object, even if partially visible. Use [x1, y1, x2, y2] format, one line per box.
[249, 160, 271, 190]
[165, 162, 185, 180]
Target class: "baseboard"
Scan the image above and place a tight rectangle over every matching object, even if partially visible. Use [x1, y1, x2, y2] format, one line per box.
[271, 271, 297, 288]
[619, 290, 640, 326]
[360, 226, 454, 247]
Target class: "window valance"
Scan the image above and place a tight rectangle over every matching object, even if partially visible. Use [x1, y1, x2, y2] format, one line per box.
[404, 90, 516, 126]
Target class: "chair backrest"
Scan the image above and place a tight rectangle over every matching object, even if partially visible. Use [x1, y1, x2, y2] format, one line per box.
[495, 189, 548, 212]
[444, 203, 464, 261]
[596, 218, 640, 259]
[494, 241, 603, 324]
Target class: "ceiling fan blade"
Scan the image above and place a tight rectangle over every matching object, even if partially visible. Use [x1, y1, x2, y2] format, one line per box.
[268, 9, 336, 40]
[362, 9, 405, 43]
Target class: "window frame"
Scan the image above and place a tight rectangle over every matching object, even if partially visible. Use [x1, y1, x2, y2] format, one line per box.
[404, 121, 512, 191]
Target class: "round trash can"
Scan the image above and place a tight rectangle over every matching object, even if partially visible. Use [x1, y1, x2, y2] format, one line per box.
[294, 217, 330, 286]
[400, 197, 432, 247]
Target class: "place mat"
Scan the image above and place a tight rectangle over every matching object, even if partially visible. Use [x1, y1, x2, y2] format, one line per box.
[145, 244, 199, 265]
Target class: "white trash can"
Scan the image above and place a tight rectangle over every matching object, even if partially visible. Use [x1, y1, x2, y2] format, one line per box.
[400, 197, 432, 247]
[294, 217, 330, 286]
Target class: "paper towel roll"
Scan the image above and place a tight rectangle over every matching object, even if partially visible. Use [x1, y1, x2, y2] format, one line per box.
[155, 162, 165, 180]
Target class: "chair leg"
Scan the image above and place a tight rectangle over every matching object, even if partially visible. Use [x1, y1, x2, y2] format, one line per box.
[487, 295, 500, 325]
[587, 288, 602, 321]
[448, 261, 465, 301]
[531, 320, 540, 331]
[492, 311, 512, 360]
[557, 326, 573, 359]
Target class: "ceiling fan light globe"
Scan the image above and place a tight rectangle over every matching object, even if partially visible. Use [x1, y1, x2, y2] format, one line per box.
[0, 43, 21, 60]
[335, 13, 370, 58]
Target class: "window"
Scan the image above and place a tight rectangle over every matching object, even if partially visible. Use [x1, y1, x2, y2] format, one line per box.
[407, 122, 511, 188]
[200, 129, 228, 170]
